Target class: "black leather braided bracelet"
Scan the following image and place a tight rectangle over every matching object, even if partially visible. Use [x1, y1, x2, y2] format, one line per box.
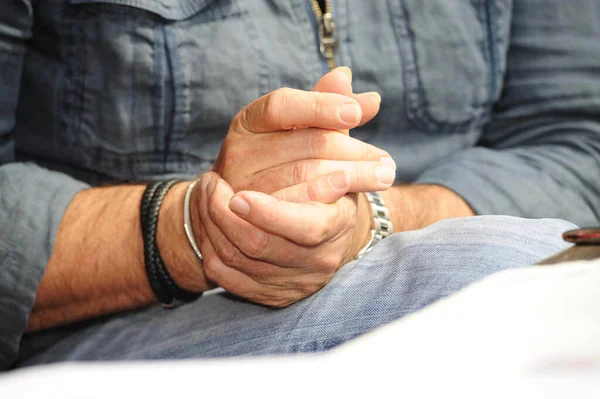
[141, 180, 202, 307]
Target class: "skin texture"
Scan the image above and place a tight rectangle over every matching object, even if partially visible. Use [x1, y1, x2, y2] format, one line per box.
[27, 68, 473, 331]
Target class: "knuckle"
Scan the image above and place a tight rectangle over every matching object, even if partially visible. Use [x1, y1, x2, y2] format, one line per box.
[213, 236, 238, 267]
[264, 87, 290, 128]
[362, 142, 372, 162]
[298, 216, 330, 246]
[298, 229, 321, 246]
[318, 253, 342, 273]
[308, 130, 329, 158]
[241, 232, 271, 259]
[312, 92, 326, 122]
[230, 112, 244, 132]
[235, 104, 257, 133]
[291, 161, 308, 186]
[353, 162, 365, 184]
[314, 217, 332, 243]
[304, 180, 321, 202]
[202, 257, 221, 284]
[291, 161, 316, 186]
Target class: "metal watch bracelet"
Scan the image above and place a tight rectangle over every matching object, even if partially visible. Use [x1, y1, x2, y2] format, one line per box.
[355, 192, 394, 259]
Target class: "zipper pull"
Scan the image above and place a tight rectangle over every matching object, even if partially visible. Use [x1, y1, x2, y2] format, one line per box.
[318, 12, 338, 71]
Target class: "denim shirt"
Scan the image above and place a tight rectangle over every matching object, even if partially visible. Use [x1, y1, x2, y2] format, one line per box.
[1, 0, 600, 369]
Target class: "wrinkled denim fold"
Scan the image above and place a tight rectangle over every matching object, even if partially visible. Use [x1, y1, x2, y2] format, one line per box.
[17, 216, 574, 366]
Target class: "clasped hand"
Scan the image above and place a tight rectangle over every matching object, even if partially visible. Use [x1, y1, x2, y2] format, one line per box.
[196, 68, 395, 307]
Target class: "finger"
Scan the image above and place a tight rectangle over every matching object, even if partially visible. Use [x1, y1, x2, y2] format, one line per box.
[312, 67, 352, 135]
[200, 175, 310, 278]
[201, 207, 327, 295]
[270, 170, 350, 204]
[228, 191, 349, 247]
[227, 128, 390, 175]
[201, 236, 296, 307]
[218, 129, 392, 190]
[203, 246, 314, 308]
[312, 67, 381, 127]
[201, 235, 261, 295]
[241, 157, 397, 194]
[354, 92, 381, 127]
[312, 66, 353, 96]
[236, 88, 362, 133]
[202, 174, 326, 267]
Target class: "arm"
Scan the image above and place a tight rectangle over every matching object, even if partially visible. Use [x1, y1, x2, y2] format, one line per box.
[381, 185, 475, 233]
[411, 0, 600, 227]
[27, 182, 211, 332]
[22, 76, 394, 329]
[0, 6, 205, 355]
[0, 0, 91, 369]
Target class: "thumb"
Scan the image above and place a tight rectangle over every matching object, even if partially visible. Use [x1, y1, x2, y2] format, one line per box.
[313, 67, 381, 131]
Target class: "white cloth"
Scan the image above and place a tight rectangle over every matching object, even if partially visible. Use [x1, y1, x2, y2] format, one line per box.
[2, 260, 600, 398]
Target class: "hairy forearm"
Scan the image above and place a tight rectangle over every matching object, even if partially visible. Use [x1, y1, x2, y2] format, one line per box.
[383, 184, 475, 232]
[27, 182, 210, 332]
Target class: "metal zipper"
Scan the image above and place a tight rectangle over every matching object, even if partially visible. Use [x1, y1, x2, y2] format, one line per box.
[309, 0, 338, 71]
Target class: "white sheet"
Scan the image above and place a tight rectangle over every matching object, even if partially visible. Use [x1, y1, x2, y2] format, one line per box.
[2, 260, 600, 398]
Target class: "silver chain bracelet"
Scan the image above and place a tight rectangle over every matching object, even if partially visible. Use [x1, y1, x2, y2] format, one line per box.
[355, 192, 394, 259]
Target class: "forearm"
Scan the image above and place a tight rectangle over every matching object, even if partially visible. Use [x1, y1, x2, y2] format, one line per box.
[383, 184, 475, 233]
[28, 182, 211, 332]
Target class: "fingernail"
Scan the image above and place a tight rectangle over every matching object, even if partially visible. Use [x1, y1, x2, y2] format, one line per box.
[229, 196, 250, 216]
[379, 156, 396, 168]
[375, 166, 396, 185]
[328, 171, 349, 190]
[336, 66, 352, 82]
[206, 178, 217, 197]
[359, 92, 382, 104]
[339, 103, 361, 125]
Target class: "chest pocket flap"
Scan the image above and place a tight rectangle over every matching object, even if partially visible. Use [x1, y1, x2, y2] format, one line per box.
[69, 0, 219, 20]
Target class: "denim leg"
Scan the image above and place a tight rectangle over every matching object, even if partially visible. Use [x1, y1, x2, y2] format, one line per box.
[18, 216, 575, 366]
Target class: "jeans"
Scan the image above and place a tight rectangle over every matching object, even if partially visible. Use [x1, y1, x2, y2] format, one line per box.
[16, 216, 575, 366]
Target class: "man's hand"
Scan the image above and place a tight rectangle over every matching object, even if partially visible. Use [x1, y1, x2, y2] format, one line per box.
[196, 172, 371, 307]
[213, 67, 395, 195]
[198, 67, 388, 306]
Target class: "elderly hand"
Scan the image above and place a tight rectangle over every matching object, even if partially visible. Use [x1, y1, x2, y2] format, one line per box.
[213, 67, 396, 196]
[194, 67, 390, 306]
[196, 171, 373, 307]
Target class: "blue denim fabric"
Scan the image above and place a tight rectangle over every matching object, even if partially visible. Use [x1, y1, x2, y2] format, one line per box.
[16, 216, 575, 365]
[6, 0, 600, 223]
[1, 0, 600, 369]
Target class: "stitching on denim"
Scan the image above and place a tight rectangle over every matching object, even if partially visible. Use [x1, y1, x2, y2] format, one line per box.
[162, 26, 185, 167]
[70, 0, 216, 21]
[241, 2, 269, 97]
[63, 11, 90, 164]
[153, 26, 166, 157]
[483, 0, 499, 103]
[389, 0, 486, 135]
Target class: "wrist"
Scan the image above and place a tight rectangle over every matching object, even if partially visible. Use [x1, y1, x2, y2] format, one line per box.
[156, 181, 212, 293]
[348, 192, 376, 261]
[387, 184, 475, 232]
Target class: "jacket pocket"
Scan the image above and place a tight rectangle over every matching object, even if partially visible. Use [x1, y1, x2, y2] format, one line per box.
[64, 0, 263, 177]
[389, 0, 511, 134]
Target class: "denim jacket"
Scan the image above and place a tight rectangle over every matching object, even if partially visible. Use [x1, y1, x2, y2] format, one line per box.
[1, 0, 599, 368]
